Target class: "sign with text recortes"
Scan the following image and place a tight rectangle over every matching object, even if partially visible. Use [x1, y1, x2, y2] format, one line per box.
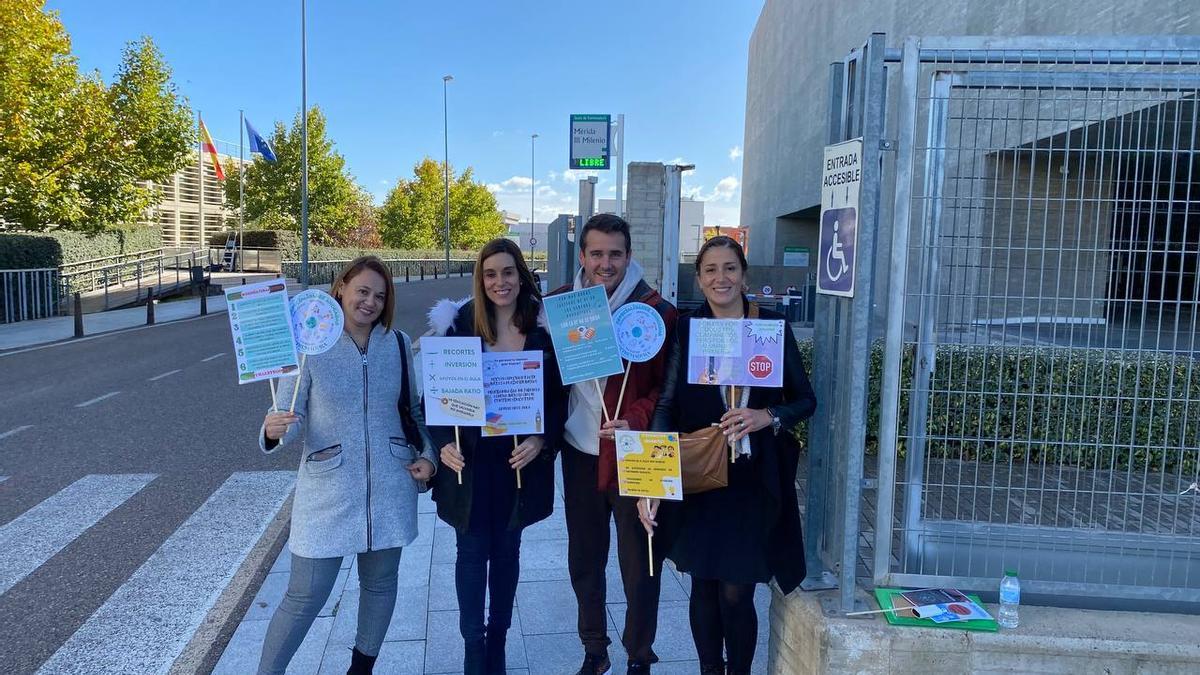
[615, 431, 683, 501]
[225, 280, 300, 384]
[818, 137, 862, 297]
[543, 285, 624, 385]
[613, 302, 666, 363]
[421, 337, 486, 427]
[289, 289, 343, 355]
[569, 114, 611, 170]
[687, 319, 786, 388]
[481, 351, 545, 437]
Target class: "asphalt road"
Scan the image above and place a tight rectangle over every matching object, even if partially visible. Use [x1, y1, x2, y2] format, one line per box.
[0, 277, 471, 673]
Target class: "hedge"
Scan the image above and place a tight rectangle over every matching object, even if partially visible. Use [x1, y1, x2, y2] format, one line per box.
[791, 340, 1200, 475]
[0, 227, 163, 269]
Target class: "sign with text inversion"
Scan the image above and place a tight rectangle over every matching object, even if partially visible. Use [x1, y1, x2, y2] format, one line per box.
[569, 114, 611, 170]
[817, 138, 862, 297]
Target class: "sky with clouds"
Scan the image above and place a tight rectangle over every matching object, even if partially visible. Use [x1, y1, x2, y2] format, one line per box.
[48, 0, 762, 226]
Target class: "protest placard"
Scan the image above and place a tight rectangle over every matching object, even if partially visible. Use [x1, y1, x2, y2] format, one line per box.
[543, 285, 623, 385]
[225, 280, 299, 385]
[687, 318, 786, 388]
[481, 351, 544, 437]
[614, 430, 684, 501]
[421, 337, 486, 427]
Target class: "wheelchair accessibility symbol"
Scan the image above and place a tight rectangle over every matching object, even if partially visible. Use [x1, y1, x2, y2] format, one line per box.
[817, 206, 857, 297]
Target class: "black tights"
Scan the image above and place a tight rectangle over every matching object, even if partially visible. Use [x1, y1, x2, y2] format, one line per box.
[688, 577, 758, 672]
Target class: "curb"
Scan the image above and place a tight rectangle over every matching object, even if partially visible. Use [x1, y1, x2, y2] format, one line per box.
[168, 492, 293, 675]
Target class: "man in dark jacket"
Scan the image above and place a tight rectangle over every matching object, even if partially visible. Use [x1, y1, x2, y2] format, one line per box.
[551, 214, 678, 675]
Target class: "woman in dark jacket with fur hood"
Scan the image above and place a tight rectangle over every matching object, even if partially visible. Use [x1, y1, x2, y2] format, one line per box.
[425, 238, 566, 674]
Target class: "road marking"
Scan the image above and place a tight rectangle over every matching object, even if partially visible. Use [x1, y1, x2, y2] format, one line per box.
[0, 425, 33, 440]
[201, 352, 226, 362]
[148, 369, 182, 381]
[0, 476, 8, 485]
[0, 474, 157, 596]
[74, 391, 120, 408]
[37, 471, 296, 675]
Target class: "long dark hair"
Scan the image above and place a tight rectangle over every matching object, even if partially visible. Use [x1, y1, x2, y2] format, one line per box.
[695, 235, 749, 273]
[472, 238, 541, 344]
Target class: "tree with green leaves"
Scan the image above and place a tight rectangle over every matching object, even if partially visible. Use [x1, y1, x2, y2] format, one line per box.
[379, 157, 504, 250]
[0, 2, 192, 232]
[224, 106, 361, 245]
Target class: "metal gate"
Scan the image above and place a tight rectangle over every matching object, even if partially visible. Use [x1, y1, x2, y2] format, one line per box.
[810, 35, 1200, 612]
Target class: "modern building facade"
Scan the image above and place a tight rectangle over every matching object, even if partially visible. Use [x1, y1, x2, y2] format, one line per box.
[143, 148, 240, 248]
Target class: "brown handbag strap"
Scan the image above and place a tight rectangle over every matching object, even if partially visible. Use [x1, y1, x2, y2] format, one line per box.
[748, 301, 760, 319]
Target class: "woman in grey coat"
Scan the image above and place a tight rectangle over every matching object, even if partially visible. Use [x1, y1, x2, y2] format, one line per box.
[258, 256, 438, 675]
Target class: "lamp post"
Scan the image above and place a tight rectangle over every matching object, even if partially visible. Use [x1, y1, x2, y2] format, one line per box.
[299, 0, 309, 288]
[442, 75, 453, 270]
[530, 133, 538, 262]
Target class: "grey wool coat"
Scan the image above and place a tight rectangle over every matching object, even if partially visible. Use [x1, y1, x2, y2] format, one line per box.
[260, 325, 438, 559]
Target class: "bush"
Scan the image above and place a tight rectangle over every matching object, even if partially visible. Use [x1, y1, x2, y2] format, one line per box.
[0, 226, 162, 269]
[791, 339, 1200, 475]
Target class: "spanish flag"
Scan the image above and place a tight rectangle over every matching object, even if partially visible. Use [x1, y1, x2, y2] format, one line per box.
[198, 118, 226, 181]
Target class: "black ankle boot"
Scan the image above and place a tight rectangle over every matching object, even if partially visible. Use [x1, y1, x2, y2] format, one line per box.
[464, 637, 487, 675]
[346, 647, 376, 674]
[700, 662, 724, 675]
[484, 633, 507, 674]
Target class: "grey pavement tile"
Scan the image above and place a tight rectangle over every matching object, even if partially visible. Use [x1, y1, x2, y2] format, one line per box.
[521, 513, 568, 542]
[318, 640, 426, 675]
[244, 569, 348, 622]
[607, 601, 697, 663]
[424, 609, 527, 674]
[514, 579, 577, 635]
[522, 632, 587, 675]
[648, 661, 703, 674]
[412, 512, 437, 547]
[428, 563, 459, 612]
[212, 617, 333, 675]
[397, 545, 433, 588]
[419, 491, 437, 514]
[517, 538, 570, 582]
[433, 527, 458, 564]
[329, 584, 430, 649]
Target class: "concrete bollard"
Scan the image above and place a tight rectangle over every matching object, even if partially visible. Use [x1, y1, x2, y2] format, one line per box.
[434, 266, 439, 280]
[73, 293, 84, 338]
[405, 266, 410, 283]
[200, 283, 208, 316]
[146, 288, 156, 325]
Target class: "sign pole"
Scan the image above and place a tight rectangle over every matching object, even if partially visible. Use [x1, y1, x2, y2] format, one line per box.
[454, 426, 463, 484]
[615, 114, 625, 217]
[646, 498, 654, 578]
[514, 436, 522, 489]
[289, 354, 307, 413]
[269, 379, 278, 412]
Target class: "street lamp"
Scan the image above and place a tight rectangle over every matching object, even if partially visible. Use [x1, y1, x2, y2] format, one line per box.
[530, 133, 538, 262]
[300, 0, 309, 287]
[443, 75, 453, 270]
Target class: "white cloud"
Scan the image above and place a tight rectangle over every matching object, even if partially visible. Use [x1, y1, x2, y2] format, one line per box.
[537, 185, 558, 198]
[729, 145, 743, 161]
[711, 176, 739, 201]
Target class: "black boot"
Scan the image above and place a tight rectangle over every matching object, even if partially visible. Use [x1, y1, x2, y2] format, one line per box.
[346, 647, 376, 674]
[699, 662, 724, 675]
[464, 637, 487, 675]
[484, 628, 507, 674]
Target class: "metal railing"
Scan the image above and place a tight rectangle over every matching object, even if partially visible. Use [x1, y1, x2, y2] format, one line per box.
[281, 258, 478, 285]
[807, 34, 1200, 613]
[60, 248, 212, 312]
[0, 269, 61, 324]
[205, 247, 282, 273]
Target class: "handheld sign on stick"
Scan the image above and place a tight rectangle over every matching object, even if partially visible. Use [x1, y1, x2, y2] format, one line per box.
[543, 286, 624, 419]
[481, 350, 545, 489]
[288, 290, 345, 412]
[224, 280, 300, 416]
[612, 302, 667, 417]
[615, 430, 683, 578]
[422, 337, 486, 485]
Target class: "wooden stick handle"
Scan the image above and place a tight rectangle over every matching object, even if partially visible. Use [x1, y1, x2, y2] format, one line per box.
[614, 362, 632, 419]
[455, 426, 462, 485]
[595, 379, 612, 424]
[514, 436, 522, 489]
[647, 501, 655, 578]
[269, 379, 278, 412]
[288, 354, 307, 413]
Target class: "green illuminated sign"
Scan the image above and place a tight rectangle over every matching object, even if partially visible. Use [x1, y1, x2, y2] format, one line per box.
[569, 114, 611, 170]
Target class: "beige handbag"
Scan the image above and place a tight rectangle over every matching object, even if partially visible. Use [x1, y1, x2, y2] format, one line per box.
[679, 425, 729, 494]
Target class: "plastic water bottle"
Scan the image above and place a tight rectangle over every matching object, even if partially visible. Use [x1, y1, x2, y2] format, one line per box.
[998, 570, 1020, 628]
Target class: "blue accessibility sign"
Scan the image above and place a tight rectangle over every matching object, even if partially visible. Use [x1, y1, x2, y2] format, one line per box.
[817, 138, 862, 297]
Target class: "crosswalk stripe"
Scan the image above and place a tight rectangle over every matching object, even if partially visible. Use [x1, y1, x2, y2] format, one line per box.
[0, 476, 8, 484]
[37, 470, 296, 675]
[0, 474, 157, 596]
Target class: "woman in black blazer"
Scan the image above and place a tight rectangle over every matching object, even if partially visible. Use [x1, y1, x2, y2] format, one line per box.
[646, 236, 816, 675]
[426, 238, 566, 675]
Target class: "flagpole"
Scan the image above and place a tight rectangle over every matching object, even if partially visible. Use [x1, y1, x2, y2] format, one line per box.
[198, 111, 205, 250]
[299, 0, 310, 289]
[239, 109, 245, 273]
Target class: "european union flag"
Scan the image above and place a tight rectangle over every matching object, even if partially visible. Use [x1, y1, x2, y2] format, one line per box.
[245, 118, 277, 163]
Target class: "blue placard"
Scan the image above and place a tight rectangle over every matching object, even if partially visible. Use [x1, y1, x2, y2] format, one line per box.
[543, 285, 624, 385]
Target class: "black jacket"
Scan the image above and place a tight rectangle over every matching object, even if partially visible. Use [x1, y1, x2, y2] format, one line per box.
[429, 301, 567, 532]
[651, 299, 816, 592]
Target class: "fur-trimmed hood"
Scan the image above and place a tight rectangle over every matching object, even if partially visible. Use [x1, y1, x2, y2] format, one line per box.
[429, 295, 548, 337]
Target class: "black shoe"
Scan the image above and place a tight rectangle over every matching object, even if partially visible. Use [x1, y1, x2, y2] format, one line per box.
[699, 663, 724, 675]
[484, 631, 506, 673]
[346, 647, 377, 674]
[575, 652, 612, 675]
[463, 637, 487, 675]
[627, 662, 650, 675]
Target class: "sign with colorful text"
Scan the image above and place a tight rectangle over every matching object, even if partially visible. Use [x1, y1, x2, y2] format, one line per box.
[615, 430, 683, 501]
[612, 302, 667, 363]
[686, 319, 785, 388]
[289, 289, 343, 355]
[421, 337, 486, 426]
[481, 350, 545, 437]
[569, 114, 611, 170]
[543, 285, 624, 385]
[225, 280, 300, 384]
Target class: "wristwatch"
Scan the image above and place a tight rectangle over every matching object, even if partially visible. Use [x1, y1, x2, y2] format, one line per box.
[766, 407, 782, 436]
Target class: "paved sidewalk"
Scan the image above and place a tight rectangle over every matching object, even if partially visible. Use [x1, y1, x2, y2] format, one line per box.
[214, 467, 771, 674]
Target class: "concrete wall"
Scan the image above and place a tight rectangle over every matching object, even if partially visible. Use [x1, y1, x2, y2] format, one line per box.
[740, 0, 1200, 266]
[626, 163, 668, 293]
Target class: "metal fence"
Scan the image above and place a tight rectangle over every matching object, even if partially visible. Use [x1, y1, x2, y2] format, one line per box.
[60, 248, 211, 312]
[0, 269, 61, 324]
[281, 258, 478, 285]
[808, 35, 1200, 613]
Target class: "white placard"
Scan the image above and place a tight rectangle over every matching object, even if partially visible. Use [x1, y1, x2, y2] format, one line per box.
[421, 337, 486, 427]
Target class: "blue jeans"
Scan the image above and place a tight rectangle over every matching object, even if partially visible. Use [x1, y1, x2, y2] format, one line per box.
[455, 527, 522, 674]
[257, 547, 402, 675]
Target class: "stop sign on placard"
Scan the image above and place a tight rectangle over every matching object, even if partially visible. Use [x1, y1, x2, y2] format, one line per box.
[747, 354, 774, 380]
